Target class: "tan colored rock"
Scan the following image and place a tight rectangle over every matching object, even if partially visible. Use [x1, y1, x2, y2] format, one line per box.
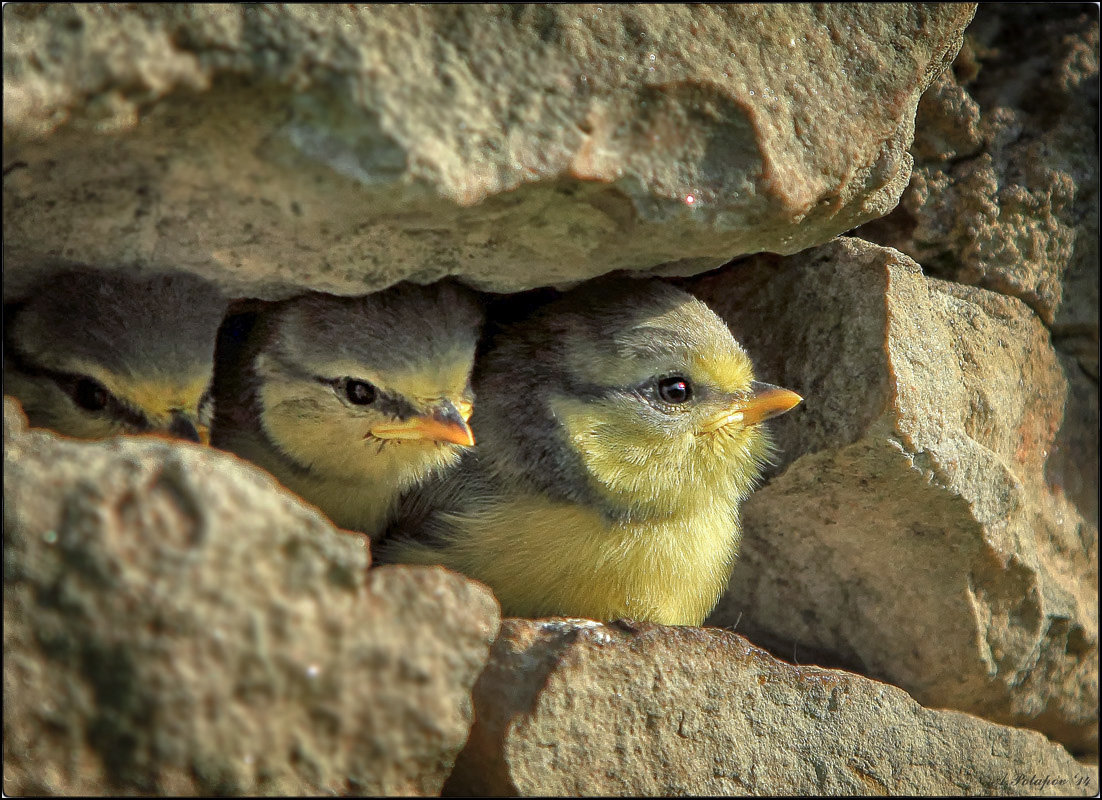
[3, 397, 500, 796]
[854, 5, 1099, 526]
[689, 238, 1098, 755]
[446, 618, 1097, 796]
[3, 4, 973, 299]
[1047, 352, 1099, 528]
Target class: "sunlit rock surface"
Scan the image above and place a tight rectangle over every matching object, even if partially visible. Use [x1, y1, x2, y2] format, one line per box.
[692, 238, 1097, 754]
[855, 3, 1099, 528]
[446, 618, 1096, 796]
[3, 3, 973, 298]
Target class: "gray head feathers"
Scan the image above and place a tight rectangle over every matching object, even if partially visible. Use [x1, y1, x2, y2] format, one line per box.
[265, 280, 483, 378]
[7, 269, 227, 385]
[485, 278, 741, 374]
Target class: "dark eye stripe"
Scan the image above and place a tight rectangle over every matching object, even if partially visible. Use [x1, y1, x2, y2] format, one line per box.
[549, 376, 705, 409]
[12, 357, 148, 427]
[316, 376, 421, 420]
[5, 327, 151, 428]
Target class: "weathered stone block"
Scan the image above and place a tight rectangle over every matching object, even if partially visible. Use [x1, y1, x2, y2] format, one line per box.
[856, 3, 1099, 527]
[3, 3, 974, 298]
[691, 238, 1097, 754]
[447, 619, 1096, 796]
[3, 398, 500, 795]
[859, 4, 1097, 334]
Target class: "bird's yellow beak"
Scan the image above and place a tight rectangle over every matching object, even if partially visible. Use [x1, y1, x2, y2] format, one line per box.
[700, 382, 803, 433]
[370, 400, 476, 447]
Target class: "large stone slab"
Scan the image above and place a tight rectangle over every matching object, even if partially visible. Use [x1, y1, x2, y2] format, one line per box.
[689, 238, 1097, 754]
[446, 618, 1096, 796]
[3, 4, 973, 299]
[3, 397, 500, 795]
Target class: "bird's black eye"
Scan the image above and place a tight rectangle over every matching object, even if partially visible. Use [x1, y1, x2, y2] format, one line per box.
[72, 378, 109, 411]
[657, 376, 693, 404]
[345, 379, 376, 405]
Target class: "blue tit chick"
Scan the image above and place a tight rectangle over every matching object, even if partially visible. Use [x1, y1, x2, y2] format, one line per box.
[377, 278, 802, 626]
[3, 269, 226, 442]
[210, 281, 483, 539]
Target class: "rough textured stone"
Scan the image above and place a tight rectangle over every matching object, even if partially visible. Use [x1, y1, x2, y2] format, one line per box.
[4, 5, 1096, 794]
[1047, 351, 1099, 528]
[3, 397, 500, 796]
[3, 3, 973, 299]
[855, 4, 1098, 525]
[688, 238, 1098, 755]
[857, 4, 1097, 330]
[446, 618, 1097, 797]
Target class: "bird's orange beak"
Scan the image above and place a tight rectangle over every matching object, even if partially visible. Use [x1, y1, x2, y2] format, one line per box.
[370, 399, 475, 447]
[701, 382, 803, 433]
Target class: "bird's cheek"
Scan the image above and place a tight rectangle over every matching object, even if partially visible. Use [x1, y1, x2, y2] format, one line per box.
[71, 418, 128, 441]
[265, 405, 351, 462]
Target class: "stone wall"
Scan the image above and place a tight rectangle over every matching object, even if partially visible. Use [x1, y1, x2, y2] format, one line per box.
[4, 4, 1097, 795]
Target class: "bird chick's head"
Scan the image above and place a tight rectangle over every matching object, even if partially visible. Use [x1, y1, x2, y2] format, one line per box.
[251, 281, 482, 488]
[4, 270, 227, 442]
[474, 278, 801, 521]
